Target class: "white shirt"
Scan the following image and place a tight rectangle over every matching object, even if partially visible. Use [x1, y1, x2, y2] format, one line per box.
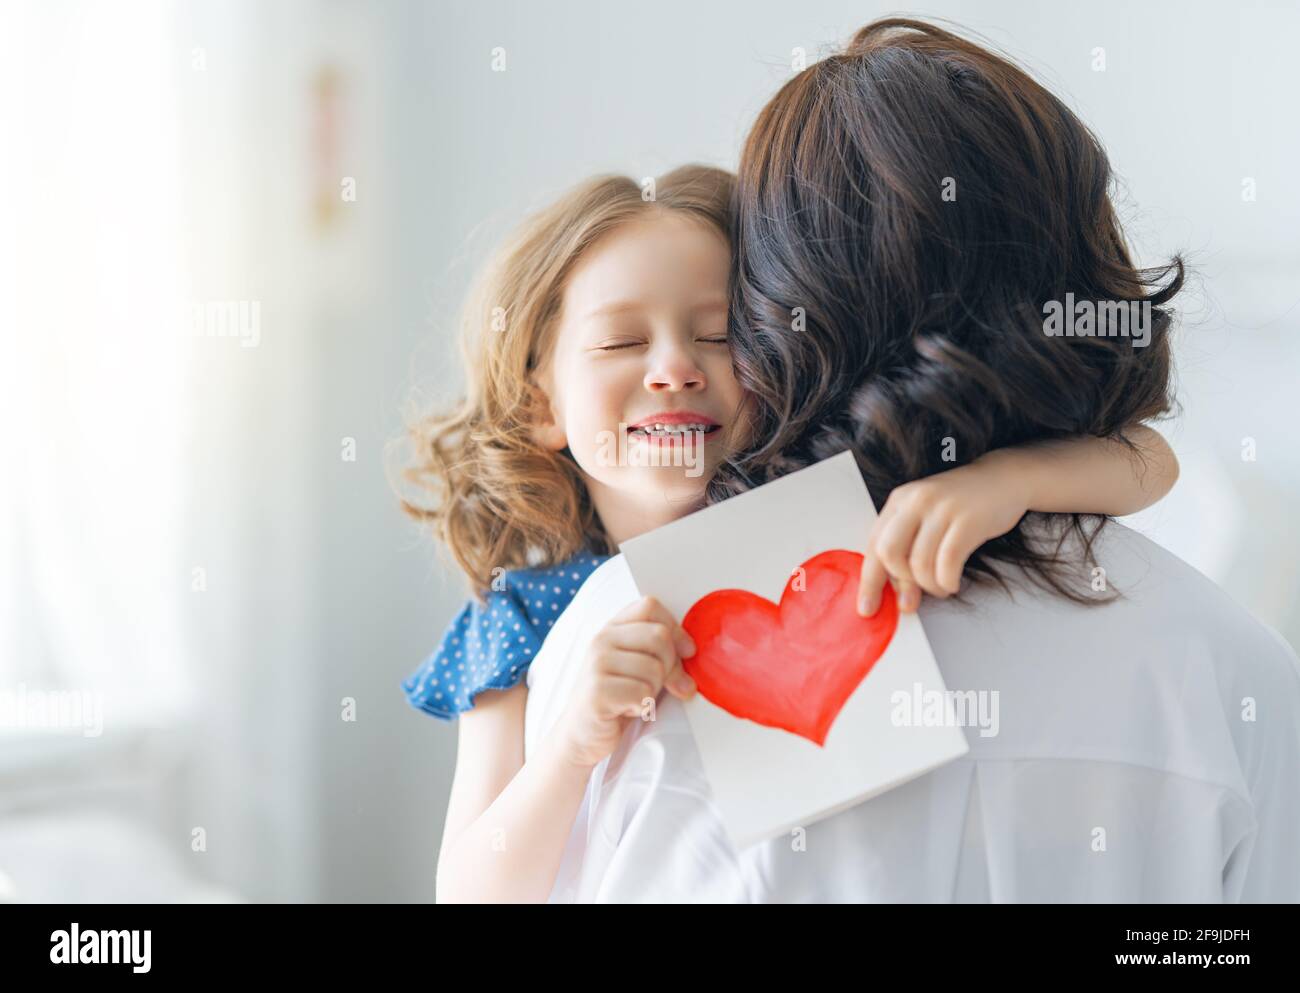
[524, 521, 1300, 902]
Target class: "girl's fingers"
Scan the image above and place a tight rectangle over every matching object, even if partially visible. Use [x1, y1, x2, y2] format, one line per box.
[872, 510, 923, 585]
[617, 597, 695, 658]
[664, 658, 697, 699]
[858, 549, 890, 616]
[606, 624, 697, 698]
[606, 599, 698, 700]
[596, 668, 661, 718]
[894, 577, 922, 613]
[935, 523, 976, 594]
[605, 649, 696, 704]
[908, 513, 950, 597]
[654, 643, 697, 698]
[604, 647, 673, 695]
[613, 596, 660, 623]
[605, 622, 679, 683]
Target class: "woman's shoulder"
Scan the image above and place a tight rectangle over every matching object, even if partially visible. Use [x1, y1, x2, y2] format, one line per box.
[400, 551, 612, 721]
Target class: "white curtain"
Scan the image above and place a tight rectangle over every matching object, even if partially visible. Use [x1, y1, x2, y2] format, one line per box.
[0, 0, 324, 903]
[1, 0, 193, 743]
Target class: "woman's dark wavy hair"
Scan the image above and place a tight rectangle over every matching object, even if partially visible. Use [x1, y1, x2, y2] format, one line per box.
[709, 17, 1184, 602]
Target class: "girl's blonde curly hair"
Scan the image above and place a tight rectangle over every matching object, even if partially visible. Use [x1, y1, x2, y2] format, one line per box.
[396, 164, 735, 597]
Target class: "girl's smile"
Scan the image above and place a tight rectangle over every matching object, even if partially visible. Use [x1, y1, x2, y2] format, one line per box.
[626, 410, 723, 446]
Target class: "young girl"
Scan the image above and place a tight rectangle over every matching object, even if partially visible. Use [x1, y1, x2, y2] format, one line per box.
[398, 165, 1179, 902]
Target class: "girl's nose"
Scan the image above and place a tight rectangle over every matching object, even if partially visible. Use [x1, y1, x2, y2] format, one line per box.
[645, 346, 705, 393]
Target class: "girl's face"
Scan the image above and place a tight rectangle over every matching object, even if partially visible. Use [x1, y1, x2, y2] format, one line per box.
[533, 212, 749, 543]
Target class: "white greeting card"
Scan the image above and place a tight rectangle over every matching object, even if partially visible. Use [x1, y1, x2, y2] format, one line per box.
[620, 450, 969, 850]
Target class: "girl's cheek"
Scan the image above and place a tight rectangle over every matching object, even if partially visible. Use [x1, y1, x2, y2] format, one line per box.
[565, 380, 624, 449]
[588, 369, 635, 418]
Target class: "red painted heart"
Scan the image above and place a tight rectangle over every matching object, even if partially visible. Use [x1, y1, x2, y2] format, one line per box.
[681, 549, 898, 747]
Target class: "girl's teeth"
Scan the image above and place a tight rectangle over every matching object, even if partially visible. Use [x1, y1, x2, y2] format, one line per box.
[637, 423, 710, 435]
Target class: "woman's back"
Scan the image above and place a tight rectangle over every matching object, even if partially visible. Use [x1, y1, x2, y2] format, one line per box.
[526, 520, 1300, 902]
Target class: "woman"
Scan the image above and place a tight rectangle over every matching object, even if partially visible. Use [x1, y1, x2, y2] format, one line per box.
[521, 18, 1300, 902]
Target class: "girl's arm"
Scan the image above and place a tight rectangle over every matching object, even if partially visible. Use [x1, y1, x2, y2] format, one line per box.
[981, 423, 1179, 517]
[436, 683, 592, 903]
[435, 596, 697, 903]
[857, 424, 1179, 614]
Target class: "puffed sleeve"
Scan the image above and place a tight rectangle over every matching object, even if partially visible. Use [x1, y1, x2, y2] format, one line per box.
[401, 584, 546, 721]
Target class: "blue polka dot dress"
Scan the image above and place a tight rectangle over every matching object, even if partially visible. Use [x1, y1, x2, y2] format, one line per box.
[401, 553, 611, 721]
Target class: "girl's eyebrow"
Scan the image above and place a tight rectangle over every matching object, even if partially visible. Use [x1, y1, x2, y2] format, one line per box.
[585, 296, 727, 320]
[583, 300, 645, 320]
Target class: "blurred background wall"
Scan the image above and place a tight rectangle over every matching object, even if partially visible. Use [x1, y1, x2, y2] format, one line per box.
[2, 0, 1296, 902]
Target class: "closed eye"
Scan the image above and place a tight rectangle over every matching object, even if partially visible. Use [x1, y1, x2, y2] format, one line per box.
[698, 336, 728, 344]
[595, 341, 645, 351]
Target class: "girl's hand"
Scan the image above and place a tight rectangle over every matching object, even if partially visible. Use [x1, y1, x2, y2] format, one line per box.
[857, 453, 1030, 616]
[554, 596, 698, 770]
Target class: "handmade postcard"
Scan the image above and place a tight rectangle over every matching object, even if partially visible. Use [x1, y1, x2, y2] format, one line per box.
[620, 450, 970, 850]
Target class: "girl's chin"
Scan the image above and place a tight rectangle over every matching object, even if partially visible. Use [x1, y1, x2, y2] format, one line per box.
[587, 434, 718, 476]
[620, 466, 714, 504]
[610, 451, 713, 490]
[626, 463, 712, 485]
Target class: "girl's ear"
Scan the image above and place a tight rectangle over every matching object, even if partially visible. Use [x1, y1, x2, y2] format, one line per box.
[526, 373, 567, 452]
